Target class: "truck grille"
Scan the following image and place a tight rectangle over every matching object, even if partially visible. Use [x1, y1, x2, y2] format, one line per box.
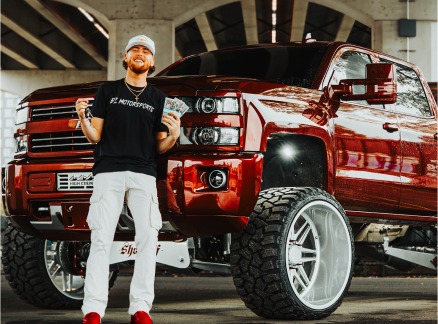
[31, 100, 93, 121]
[30, 131, 95, 153]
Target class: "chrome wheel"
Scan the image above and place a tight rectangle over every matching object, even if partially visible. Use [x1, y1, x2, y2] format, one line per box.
[285, 200, 352, 309]
[44, 240, 117, 300]
[44, 241, 86, 300]
[2, 223, 118, 309]
[217, 188, 354, 319]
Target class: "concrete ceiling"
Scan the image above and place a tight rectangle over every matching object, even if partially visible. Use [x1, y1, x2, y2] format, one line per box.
[1, 0, 372, 71]
[1, 0, 108, 71]
[176, 0, 371, 58]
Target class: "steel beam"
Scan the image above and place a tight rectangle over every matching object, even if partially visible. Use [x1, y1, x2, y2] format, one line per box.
[290, 0, 309, 41]
[1, 13, 75, 69]
[241, 0, 258, 44]
[0, 45, 39, 69]
[175, 46, 183, 61]
[335, 15, 356, 42]
[195, 13, 218, 51]
[24, 0, 107, 67]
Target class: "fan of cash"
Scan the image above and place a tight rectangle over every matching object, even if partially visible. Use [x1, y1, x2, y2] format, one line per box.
[164, 98, 190, 118]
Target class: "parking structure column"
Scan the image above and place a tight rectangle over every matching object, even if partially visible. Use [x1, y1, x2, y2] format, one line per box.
[108, 18, 175, 80]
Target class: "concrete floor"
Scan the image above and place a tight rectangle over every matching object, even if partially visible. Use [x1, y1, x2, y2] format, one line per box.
[1, 275, 437, 324]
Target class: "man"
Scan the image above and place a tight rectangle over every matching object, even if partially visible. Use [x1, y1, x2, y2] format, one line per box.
[76, 35, 180, 324]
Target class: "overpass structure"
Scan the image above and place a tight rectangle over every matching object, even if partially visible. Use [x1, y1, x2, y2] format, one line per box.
[1, 0, 437, 98]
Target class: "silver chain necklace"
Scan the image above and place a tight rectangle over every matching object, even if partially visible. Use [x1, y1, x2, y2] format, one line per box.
[124, 79, 147, 102]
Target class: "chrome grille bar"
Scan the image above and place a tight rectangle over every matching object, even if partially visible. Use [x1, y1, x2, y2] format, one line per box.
[32, 143, 93, 149]
[30, 130, 94, 152]
[31, 136, 87, 142]
[32, 104, 92, 112]
[31, 102, 93, 121]
[32, 110, 76, 117]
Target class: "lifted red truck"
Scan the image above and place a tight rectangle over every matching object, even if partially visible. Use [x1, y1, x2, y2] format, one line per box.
[2, 40, 437, 320]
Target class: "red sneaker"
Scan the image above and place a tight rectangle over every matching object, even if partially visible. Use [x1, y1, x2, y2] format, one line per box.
[130, 311, 153, 324]
[83, 312, 101, 324]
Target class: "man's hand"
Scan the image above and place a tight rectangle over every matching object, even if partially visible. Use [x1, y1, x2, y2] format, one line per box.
[161, 111, 181, 139]
[76, 98, 89, 120]
[74, 98, 103, 144]
[156, 111, 181, 154]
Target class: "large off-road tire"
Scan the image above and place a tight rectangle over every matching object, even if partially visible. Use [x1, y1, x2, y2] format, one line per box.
[1, 223, 118, 309]
[230, 187, 354, 320]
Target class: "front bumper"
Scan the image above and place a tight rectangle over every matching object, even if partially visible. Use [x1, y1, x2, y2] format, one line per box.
[5, 152, 263, 240]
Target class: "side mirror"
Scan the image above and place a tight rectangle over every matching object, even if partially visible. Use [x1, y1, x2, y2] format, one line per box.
[331, 63, 397, 105]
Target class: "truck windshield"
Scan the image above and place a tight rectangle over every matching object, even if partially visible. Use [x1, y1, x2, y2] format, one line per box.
[160, 46, 328, 89]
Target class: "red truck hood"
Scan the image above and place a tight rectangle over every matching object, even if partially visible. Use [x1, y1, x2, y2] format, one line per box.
[150, 75, 261, 90]
[21, 75, 285, 104]
[150, 75, 282, 95]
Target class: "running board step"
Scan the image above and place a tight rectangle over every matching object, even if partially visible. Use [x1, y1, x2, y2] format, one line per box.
[190, 259, 231, 274]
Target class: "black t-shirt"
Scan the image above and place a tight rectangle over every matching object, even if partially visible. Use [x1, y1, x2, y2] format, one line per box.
[90, 78, 168, 177]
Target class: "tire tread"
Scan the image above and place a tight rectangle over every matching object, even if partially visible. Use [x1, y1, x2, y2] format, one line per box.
[230, 187, 354, 320]
[1, 223, 117, 309]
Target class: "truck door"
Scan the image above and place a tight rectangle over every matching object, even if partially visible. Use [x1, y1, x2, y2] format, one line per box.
[380, 59, 438, 215]
[328, 50, 402, 213]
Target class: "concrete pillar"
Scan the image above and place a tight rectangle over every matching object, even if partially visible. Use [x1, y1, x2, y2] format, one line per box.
[290, 0, 309, 42]
[108, 19, 175, 80]
[335, 15, 356, 42]
[373, 20, 437, 82]
[430, 22, 437, 82]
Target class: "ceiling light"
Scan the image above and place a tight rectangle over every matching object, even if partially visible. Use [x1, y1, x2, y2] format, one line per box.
[272, 0, 277, 11]
[78, 7, 94, 22]
[94, 23, 109, 39]
[272, 0, 277, 43]
[78, 7, 109, 39]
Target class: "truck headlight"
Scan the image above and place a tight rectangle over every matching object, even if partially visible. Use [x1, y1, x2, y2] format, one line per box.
[15, 107, 29, 125]
[180, 97, 240, 114]
[180, 127, 240, 145]
[195, 97, 239, 113]
[197, 97, 217, 113]
[220, 98, 240, 113]
[14, 135, 28, 154]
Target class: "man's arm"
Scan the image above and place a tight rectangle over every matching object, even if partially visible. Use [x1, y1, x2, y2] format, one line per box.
[155, 111, 181, 154]
[76, 98, 104, 144]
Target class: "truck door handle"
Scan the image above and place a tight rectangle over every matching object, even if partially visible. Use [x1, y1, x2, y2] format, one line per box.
[383, 123, 398, 132]
[434, 133, 438, 140]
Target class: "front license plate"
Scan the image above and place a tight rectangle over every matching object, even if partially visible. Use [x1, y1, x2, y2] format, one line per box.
[57, 172, 94, 191]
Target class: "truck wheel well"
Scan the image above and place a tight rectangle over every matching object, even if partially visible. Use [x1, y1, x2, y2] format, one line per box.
[261, 133, 325, 191]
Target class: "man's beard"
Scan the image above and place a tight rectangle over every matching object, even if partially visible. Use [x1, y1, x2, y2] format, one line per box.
[128, 59, 150, 75]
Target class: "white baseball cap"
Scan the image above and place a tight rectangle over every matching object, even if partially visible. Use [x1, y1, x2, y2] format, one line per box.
[125, 35, 155, 57]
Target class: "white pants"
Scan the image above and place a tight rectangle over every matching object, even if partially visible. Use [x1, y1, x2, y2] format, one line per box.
[81, 171, 162, 318]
